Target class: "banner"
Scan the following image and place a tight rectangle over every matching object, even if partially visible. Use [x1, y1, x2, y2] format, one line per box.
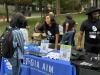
[1, 55, 76, 75]
[22, 55, 76, 75]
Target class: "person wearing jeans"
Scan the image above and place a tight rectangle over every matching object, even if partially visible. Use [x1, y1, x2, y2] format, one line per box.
[61, 28, 76, 46]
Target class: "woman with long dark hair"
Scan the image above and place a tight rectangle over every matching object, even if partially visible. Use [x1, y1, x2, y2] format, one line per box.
[38, 15, 59, 49]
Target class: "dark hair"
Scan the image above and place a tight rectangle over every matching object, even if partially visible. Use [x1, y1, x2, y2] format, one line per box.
[10, 12, 26, 28]
[43, 14, 58, 30]
[87, 12, 100, 21]
[44, 15, 57, 25]
[66, 15, 72, 19]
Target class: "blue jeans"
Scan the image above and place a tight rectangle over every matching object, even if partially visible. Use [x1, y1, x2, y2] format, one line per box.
[8, 57, 22, 75]
[61, 30, 76, 46]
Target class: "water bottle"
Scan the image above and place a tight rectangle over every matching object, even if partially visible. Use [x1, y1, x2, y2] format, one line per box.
[40, 40, 49, 51]
[66, 45, 71, 61]
[60, 44, 71, 61]
[60, 44, 65, 60]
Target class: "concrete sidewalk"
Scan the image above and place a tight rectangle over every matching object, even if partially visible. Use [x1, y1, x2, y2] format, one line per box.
[0, 15, 41, 22]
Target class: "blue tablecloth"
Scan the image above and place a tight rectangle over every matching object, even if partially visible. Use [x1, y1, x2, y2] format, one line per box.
[0, 58, 12, 75]
[0, 55, 76, 75]
[21, 55, 76, 75]
[0, 44, 76, 75]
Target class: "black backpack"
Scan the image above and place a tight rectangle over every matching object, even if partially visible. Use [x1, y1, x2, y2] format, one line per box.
[0, 27, 15, 58]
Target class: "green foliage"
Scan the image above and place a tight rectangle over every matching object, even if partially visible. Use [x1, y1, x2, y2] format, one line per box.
[27, 18, 41, 34]
[60, 0, 81, 13]
[81, 0, 90, 4]
[0, 22, 7, 36]
[0, 0, 33, 5]
[73, 13, 87, 25]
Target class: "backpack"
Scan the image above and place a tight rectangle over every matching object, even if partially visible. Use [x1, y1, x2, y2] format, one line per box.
[0, 27, 15, 58]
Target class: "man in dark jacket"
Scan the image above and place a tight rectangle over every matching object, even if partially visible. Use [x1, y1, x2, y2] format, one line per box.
[77, 7, 100, 54]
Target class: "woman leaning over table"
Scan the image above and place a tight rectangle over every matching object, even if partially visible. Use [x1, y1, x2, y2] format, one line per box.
[38, 14, 59, 50]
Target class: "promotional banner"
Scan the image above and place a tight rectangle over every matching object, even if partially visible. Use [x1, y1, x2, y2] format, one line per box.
[1, 55, 76, 75]
[22, 55, 76, 75]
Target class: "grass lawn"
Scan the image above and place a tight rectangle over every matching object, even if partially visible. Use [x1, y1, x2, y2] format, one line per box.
[73, 13, 87, 46]
[0, 18, 41, 36]
[0, 22, 8, 36]
[0, 13, 87, 46]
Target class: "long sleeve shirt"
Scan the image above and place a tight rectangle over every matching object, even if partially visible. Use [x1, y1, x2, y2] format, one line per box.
[12, 29, 25, 59]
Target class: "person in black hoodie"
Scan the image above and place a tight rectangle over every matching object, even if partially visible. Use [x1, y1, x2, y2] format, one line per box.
[77, 7, 100, 54]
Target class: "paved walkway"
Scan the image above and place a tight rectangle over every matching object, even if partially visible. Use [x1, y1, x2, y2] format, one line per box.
[0, 15, 41, 22]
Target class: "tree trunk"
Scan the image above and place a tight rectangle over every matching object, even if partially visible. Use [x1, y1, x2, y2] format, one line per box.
[95, 0, 100, 8]
[5, 2, 9, 22]
[56, 0, 60, 16]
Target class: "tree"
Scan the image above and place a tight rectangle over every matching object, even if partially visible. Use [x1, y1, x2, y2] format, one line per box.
[80, 0, 90, 6]
[0, 0, 33, 22]
[56, 0, 60, 16]
[60, 0, 80, 13]
[0, 0, 33, 5]
[5, 0, 9, 22]
[81, 0, 90, 4]
[80, 0, 90, 12]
